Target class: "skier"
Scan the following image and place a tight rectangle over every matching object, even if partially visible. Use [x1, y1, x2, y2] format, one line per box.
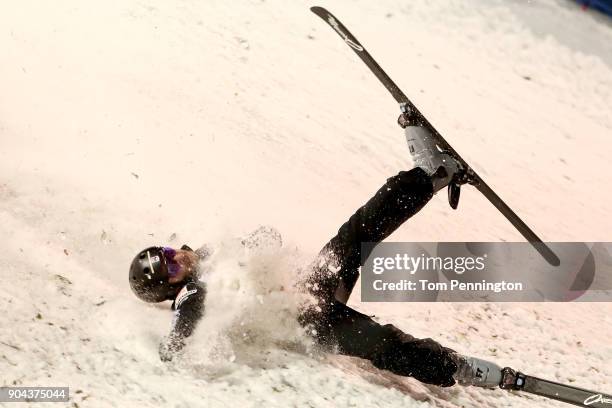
[128, 113, 503, 389]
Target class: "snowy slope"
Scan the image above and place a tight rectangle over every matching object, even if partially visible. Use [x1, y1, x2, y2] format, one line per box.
[1, 0, 611, 407]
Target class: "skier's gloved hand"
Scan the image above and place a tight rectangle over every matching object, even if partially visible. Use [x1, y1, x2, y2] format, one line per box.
[158, 340, 173, 362]
[159, 344, 173, 362]
[158, 335, 185, 362]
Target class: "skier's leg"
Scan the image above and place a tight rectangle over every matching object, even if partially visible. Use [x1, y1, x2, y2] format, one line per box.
[298, 167, 477, 388]
[297, 165, 502, 388]
[308, 300, 503, 388]
[317, 300, 459, 387]
[304, 167, 434, 305]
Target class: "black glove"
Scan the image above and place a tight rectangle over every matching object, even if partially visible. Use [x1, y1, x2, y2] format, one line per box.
[158, 335, 184, 362]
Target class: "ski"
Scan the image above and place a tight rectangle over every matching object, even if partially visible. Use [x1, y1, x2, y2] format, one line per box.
[310, 6, 560, 267]
[501, 367, 612, 407]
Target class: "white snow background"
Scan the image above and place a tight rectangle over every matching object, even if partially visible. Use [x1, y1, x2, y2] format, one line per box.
[1, 0, 611, 407]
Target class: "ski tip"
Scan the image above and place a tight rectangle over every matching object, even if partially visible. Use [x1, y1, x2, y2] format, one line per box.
[310, 6, 327, 15]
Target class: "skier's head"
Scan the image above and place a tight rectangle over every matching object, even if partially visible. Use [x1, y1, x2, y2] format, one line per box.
[129, 246, 199, 302]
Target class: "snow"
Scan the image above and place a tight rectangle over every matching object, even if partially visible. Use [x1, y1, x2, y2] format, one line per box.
[1, 0, 611, 406]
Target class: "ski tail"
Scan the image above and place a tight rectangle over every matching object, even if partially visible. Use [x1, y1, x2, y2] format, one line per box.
[502, 368, 612, 407]
[475, 180, 560, 266]
[310, 6, 560, 267]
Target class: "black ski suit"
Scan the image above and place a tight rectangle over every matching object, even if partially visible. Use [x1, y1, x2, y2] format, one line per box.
[299, 167, 458, 387]
[160, 167, 458, 386]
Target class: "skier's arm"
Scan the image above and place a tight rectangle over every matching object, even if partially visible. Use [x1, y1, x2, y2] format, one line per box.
[159, 281, 206, 361]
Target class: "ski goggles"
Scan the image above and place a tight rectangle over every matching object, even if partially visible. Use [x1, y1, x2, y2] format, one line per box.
[161, 247, 181, 277]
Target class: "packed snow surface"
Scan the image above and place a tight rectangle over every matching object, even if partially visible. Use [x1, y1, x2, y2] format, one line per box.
[1, 0, 611, 407]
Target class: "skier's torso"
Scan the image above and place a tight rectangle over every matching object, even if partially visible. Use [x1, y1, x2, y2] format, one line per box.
[160, 226, 283, 360]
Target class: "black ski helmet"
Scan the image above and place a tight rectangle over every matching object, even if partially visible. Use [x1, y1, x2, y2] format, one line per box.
[129, 247, 182, 302]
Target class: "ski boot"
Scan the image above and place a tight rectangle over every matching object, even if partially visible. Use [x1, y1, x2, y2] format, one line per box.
[452, 354, 503, 388]
[398, 109, 474, 209]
